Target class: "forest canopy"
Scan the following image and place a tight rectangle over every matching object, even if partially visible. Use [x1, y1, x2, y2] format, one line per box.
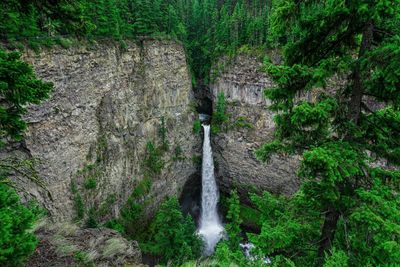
[0, 0, 272, 82]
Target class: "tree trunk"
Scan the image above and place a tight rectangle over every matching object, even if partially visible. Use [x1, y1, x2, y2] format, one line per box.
[348, 21, 374, 124]
[316, 208, 340, 266]
[316, 21, 374, 266]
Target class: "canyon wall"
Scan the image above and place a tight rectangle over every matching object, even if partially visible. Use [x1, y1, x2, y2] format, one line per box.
[210, 54, 300, 197]
[9, 40, 200, 221]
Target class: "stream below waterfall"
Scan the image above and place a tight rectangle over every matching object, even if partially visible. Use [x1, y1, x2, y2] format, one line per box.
[198, 124, 224, 255]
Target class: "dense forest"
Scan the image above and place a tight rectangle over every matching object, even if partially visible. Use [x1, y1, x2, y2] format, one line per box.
[1, 0, 271, 82]
[1, 0, 399, 266]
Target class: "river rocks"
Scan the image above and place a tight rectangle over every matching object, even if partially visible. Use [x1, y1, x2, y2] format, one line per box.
[9, 39, 200, 222]
[210, 54, 300, 197]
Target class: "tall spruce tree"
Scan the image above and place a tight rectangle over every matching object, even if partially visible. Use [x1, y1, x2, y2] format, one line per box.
[256, 0, 400, 266]
[0, 50, 52, 142]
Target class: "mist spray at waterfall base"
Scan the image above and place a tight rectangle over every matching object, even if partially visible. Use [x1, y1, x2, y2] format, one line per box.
[198, 124, 224, 255]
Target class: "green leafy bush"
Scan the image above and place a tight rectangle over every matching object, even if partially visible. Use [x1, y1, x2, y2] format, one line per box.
[211, 93, 228, 134]
[234, 116, 253, 129]
[144, 197, 202, 265]
[144, 141, 164, 176]
[131, 179, 152, 199]
[213, 240, 250, 267]
[225, 190, 242, 251]
[191, 155, 202, 166]
[323, 249, 348, 267]
[104, 220, 125, 234]
[84, 178, 97, 190]
[74, 193, 85, 221]
[116, 179, 153, 237]
[193, 119, 201, 134]
[0, 184, 38, 266]
[71, 181, 85, 220]
[172, 145, 185, 161]
[85, 208, 98, 228]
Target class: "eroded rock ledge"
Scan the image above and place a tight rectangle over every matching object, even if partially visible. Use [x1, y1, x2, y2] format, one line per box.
[10, 40, 200, 222]
[210, 54, 300, 198]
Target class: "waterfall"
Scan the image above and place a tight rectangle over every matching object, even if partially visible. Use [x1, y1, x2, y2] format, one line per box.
[198, 124, 224, 255]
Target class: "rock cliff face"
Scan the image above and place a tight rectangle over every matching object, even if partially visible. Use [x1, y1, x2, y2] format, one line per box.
[211, 54, 300, 197]
[12, 40, 199, 221]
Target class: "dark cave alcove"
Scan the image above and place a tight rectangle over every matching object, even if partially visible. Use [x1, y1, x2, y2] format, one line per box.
[179, 173, 202, 225]
[193, 84, 213, 117]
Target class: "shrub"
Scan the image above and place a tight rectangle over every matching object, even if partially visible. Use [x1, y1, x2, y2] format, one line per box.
[74, 193, 85, 220]
[118, 179, 153, 237]
[323, 248, 348, 267]
[85, 208, 98, 228]
[211, 92, 228, 134]
[234, 116, 253, 129]
[104, 220, 125, 234]
[144, 141, 164, 176]
[144, 197, 202, 265]
[193, 119, 201, 134]
[120, 197, 143, 225]
[192, 155, 202, 166]
[0, 184, 38, 266]
[131, 179, 152, 198]
[225, 190, 242, 251]
[84, 178, 97, 190]
[172, 145, 185, 161]
[213, 241, 248, 267]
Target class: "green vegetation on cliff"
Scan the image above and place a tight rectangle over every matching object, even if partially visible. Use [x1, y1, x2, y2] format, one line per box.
[0, 50, 52, 265]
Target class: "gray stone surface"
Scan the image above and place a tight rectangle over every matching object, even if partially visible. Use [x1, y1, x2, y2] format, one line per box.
[12, 40, 200, 221]
[210, 54, 300, 196]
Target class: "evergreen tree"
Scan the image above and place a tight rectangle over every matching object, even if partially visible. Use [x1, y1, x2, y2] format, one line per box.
[225, 190, 243, 251]
[145, 197, 202, 265]
[0, 50, 50, 266]
[0, 50, 53, 142]
[256, 0, 400, 265]
[0, 184, 39, 266]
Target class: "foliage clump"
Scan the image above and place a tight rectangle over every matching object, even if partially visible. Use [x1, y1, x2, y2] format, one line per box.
[0, 184, 39, 266]
[225, 190, 242, 251]
[211, 92, 228, 134]
[0, 50, 52, 143]
[172, 145, 185, 162]
[143, 197, 202, 265]
[114, 179, 152, 236]
[0, 49, 52, 266]
[252, 0, 400, 266]
[84, 178, 97, 190]
[192, 119, 201, 134]
[143, 141, 164, 177]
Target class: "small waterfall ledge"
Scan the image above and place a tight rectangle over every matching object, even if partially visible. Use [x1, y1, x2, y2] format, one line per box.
[198, 124, 224, 255]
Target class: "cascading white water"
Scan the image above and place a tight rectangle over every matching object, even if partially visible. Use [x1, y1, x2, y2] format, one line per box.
[198, 124, 224, 255]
